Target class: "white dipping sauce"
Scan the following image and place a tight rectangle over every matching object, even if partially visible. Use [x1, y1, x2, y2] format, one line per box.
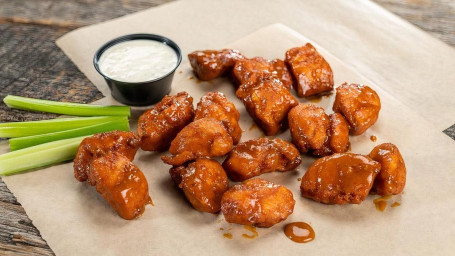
[98, 39, 178, 83]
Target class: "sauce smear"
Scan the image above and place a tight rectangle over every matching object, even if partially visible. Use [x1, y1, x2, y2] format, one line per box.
[249, 123, 258, 131]
[223, 233, 233, 239]
[242, 226, 258, 239]
[373, 195, 392, 212]
[391, 202, 401, 207]
[284, 222, 315, 243]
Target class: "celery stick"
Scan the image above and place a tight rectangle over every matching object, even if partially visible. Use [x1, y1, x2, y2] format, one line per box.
[4, 95, 130, 117]
[9, 119, 130, 151]
[0, 136, 87, 176]
[0, 116, 126, 138]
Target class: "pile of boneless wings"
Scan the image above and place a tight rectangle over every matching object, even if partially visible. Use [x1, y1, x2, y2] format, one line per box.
[72, 43, 406, 229]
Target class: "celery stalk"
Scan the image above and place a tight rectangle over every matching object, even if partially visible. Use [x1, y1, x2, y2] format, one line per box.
[4, 95, 130, 117]
[0, 116, 127, 138]
[9, 119, 130, 151]
[0, 136, 87, 176]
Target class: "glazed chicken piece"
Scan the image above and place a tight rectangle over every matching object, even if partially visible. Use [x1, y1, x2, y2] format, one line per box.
[232, 57, 293, 89]
[89, 153, 151, 220]
[169, 159, 229, 213]
[300, 153, 381, 204]
[137, 92, 194, 151]
[313, 113, 350, 156]
[236, 76, 298, 135]
[333, 83, 381, 135]
[288, 104, 329, 153]
[222, 138, 301, 181]
[194, 91, 242, 144]
[161, 118, 233, 166]
[73, 131, 140, 182]
[188, 49, 244, 81]
[221, 178, 295, 228]
[285, 43, 334, 97]
[368, 143, 406, 196]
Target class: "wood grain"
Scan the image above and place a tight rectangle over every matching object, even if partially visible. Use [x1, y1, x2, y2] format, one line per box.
[374, 0, 455, 46]
[0, 0, 453, 255]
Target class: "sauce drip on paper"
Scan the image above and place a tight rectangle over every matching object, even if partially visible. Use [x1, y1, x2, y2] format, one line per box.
[242, 226, 258, 239]
[373, 195, 392, 211]
[370, 135, 377, 142]
[284, 222, 315, 243]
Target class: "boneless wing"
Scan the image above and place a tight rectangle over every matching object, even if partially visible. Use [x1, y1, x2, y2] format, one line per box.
[300, 153, 381, 204]
[161, 118, 233, 166]
[188, 49, 244, 81]
[170, 159, 229, 213]
[368, 143, 406, 196]
[333, 83, 381, 135]
[137, 91, 194, 151]
[288, 104, 329, 153]
[195, 91, 242, 144]
[313, 113, 350, 157]
[221, 178, 295, 227]
[73, 131, 140, 183]
[232, 57, 293, 89]
[285, 43, 334, 97]
[222, 138, 301, 181]
[89, 153, 151, 220]
[236, 76, 298, 135]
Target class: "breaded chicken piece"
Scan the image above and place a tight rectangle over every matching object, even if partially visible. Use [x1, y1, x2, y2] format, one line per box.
[73, 131, 140, 182]
[89, 153, 151, 220]
[222, 138, 301, 181]
[313, 113, 350, 156]
[300, 153, 381, 204]
[169, 159, 229, 213]
[161, 118, 233, 166]
[236, 76, 298, 135]
[188, 49, 244, 81]
[288, 104, 329, 153]
[368, 143, 406, 196]
[221, 178, 295, 227]
[137, 92, 194, 151]
[194, 91, 242, 144]
[285, 43, 334, 97]
[232, 57, 293, 89]
[333, 83, 381, 135]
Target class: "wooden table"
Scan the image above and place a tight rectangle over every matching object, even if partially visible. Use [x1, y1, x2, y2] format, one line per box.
[0, 0, 454, 254]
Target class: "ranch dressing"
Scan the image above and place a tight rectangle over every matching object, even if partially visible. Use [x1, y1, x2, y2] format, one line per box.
[99, 39, 178, 83]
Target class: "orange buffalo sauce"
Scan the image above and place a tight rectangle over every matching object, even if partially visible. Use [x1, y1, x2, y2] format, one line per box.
[284, 222, 315, 243]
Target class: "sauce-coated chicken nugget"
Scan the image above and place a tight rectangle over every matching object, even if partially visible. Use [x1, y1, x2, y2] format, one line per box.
[333, 83, 381, 135]
[221, 178, 295, 227]
[236, 76, 298, 136]
[188, 49, 244, 81]
[288, 104, 329, 153]
[74, 131, 140, 183]
[89, 153, 151, 220]
[285, 43, 334, 97]
[138, 92, 194, 151]
[313, 113, 350, 156]
[300, 153, 381, 204]
[232, 57, 293, 89]
[368, 143, 406, 196]
[195, 91, 242, 144]
[170, 159, 229, 213]
[161, 118, 233, 166]
[222, 138, 301, 181]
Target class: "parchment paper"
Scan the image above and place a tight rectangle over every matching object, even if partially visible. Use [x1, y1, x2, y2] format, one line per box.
[56, 0, 455, 132]
[2, 23, 455, 255]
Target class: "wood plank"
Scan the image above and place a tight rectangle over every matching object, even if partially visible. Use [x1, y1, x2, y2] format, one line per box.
[0, 178, 54, 255]
[373, 0, 455, 46]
